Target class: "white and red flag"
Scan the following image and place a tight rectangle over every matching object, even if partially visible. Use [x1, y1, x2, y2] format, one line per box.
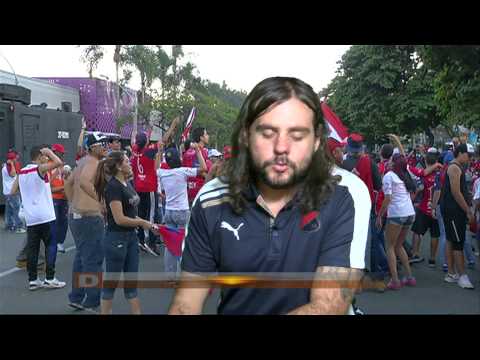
[181, 107, 197, 143]
[321, 102, 349, 144]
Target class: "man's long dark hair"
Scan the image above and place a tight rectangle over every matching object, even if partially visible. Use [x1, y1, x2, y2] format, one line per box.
[222, 76, 338, 215]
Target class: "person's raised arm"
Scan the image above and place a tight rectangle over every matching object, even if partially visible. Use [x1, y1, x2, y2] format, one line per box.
[64, 168, 75, 201]
[162, 117, 181, 145]
[7, 160, 17, 177]
[77, 117, 86, 152]
[191, 142, 207, 176]
[38, 148, 63, 177]
[422, 163, 443, 176]
[388, 134, 405, 156]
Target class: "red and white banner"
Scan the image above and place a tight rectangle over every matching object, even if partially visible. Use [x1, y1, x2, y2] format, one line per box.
[321, 102, 349, 143]
[181, 107, 197, 143]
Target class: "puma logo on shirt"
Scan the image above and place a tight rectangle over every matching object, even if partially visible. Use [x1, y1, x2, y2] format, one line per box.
[221, 221, 244, 241]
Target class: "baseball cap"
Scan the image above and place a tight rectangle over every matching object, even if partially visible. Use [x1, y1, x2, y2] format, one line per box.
[346, 133, 363, 153]
[327, 138, 343, 155]
[85, 132, 108, 149]
[51, 143, 66, 154]
[208, 149, 222, 158]
[165, 147, 181, 168]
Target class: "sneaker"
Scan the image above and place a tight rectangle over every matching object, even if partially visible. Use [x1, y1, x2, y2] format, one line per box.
[15, 228, 26, 234]
[83, 305, 100, 314]
[401, 276, 417, 287]
[353, 306, 365, 315]
[143, 243, 159, 257]
[409, 255, 425, 264]
[43, 278, 66, 289]
[444, 273, 460, 283]
[467, 261, 475, 269]
[386, 279, 402, 290]
[29, 279, 43, 291]
[57, 243, 65, 253]
[68, 302, 85, 311]
[428, 259, 436, 268]
[442, 263, 448, 272]
[458, 274, 474, 289]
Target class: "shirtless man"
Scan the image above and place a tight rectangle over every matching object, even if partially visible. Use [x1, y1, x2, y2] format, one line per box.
[64, 132, 108, 311]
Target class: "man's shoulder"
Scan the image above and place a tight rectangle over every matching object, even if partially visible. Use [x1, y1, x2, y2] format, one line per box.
[333, 166, 369, 193]
[331, 166, 371, 209]
[192, 177, 230, 209]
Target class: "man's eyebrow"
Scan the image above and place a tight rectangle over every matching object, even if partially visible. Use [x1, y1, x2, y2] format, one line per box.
[255, 124, 278, 131]
[288, 127, 311, 133]
[254, 125, 311, 133]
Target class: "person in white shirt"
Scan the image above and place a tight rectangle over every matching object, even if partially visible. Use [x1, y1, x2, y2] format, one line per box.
[156, 143, 207, 277]
[376, 153, 417, 290]
[11, 145, 66, 291]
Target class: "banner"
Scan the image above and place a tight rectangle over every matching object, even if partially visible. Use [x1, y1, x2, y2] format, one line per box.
[321, 102, 349, 143]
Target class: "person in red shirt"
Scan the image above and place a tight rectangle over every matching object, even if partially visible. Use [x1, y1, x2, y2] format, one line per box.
[408, 149, 443, 266]
[182, 127, 212, 206]
[130, 132, 163, 256]
[327, 138, 344, 167]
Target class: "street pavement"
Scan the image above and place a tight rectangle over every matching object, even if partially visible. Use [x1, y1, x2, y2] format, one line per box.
[0, 215, 479, 315]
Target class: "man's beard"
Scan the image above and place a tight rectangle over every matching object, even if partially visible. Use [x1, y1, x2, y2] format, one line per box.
[249, 151, 313, 190]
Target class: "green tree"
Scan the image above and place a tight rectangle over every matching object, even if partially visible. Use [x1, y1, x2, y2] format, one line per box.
[324, 45, 439, 146]
[416, 45, 480, 131]
[79, 45, 104, 78]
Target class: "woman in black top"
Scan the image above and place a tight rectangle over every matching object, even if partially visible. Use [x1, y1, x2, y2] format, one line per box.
[94, 151, 153, 314]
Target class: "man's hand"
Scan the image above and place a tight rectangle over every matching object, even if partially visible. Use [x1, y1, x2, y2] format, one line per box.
[376, 215, 383, 229]
[467, 210, 475, 225]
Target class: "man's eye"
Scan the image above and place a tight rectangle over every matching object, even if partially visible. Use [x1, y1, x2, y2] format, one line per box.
[262, 130, 275, 138]
[291, 132, 306, 141]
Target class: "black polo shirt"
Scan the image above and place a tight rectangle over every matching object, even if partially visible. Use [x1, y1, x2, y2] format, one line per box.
[181, 167, 370, 315]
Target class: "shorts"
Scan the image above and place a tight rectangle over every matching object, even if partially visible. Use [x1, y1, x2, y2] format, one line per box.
[443, 215, 467, 251]
[386, 215, 415, 226]
[411, 209, 440, 238]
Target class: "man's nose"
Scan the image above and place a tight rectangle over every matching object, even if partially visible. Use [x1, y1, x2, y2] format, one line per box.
[273, 133, 290, 155]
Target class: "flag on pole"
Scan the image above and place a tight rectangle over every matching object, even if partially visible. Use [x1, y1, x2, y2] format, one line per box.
[181, 107, 197, 143]
[155, 225, 186, 257]
[321, 102, 349, 143]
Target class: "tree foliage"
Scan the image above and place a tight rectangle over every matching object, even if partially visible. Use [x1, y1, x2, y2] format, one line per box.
[323, 45, 440, 146]
[79, 45, 104, 78]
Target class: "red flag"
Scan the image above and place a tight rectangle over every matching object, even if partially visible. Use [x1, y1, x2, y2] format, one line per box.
[154, 225, 186, 257]
[321, 102, 349, 143]
[181, 107, 197, 143]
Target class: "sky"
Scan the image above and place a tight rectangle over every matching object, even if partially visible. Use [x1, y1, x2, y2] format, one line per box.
[0, 45, 351, 94]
